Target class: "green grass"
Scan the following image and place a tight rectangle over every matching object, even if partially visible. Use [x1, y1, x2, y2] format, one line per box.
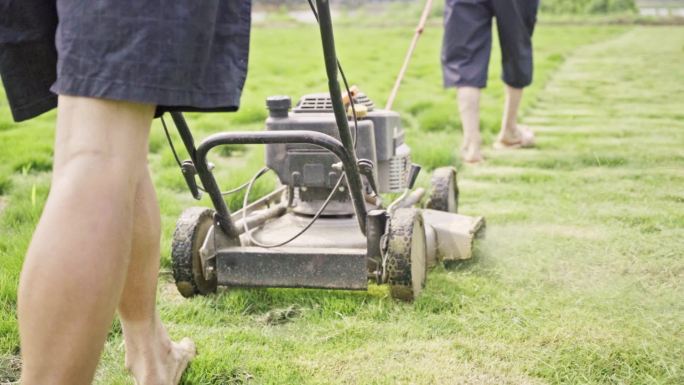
[1, 20, 683, 384]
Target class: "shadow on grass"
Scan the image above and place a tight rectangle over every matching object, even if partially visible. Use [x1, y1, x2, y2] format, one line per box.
[209, 285, 387, 318]
[159, 271, 394, 326]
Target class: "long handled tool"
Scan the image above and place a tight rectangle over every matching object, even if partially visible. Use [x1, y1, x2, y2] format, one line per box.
[385, 0, 434, 111]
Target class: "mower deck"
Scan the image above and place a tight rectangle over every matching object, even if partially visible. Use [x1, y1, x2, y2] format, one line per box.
[216, 246, 367, 290]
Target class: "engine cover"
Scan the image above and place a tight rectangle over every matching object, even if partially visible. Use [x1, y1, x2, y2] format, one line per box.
[264, 92, 411, 214]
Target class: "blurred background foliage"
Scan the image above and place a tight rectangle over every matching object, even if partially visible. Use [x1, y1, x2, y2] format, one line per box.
[541, 0, 637, 14]
[253, 0, 639, 15]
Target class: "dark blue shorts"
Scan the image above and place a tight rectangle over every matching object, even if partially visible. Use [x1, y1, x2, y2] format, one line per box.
[441, 0, 539, 89]
[0, 0, 251, 122]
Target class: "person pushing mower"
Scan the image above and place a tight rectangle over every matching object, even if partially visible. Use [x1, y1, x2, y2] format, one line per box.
[0, 0, 493, 383]
[442, 0, 539, 163]
[1, 1, 250, 384]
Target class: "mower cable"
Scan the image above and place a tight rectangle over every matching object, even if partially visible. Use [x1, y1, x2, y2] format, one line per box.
[307, 0, 360, 150]
[340, 60, 360, 149]
[380, 232, 390, 283]
[242, 167, 347, 248]
[199, 182, 250, 197]
[161, 115, 184, 169]
[161, 115, 252, 197]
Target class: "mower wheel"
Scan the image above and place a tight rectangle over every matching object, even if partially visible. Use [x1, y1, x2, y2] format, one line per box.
[386, 208, 427, 301]
[426, 167, 459, 213]
[172, 207, 217, 297]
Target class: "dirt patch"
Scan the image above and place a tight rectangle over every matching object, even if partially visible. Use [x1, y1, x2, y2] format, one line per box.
[203, 368, 255, 385]
[0, 355, 21, 384]
[261, 305, 301, 325]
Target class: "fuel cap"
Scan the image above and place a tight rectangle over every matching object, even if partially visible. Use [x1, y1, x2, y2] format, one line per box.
[266, 96, 291, 118]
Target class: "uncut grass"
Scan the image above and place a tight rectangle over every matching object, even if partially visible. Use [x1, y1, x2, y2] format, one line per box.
[1, 20, 683, 385]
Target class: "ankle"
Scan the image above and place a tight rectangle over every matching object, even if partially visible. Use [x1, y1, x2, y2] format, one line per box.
[499, 125, 520, 140]
[465, 140, 481, 152]
[462, 132, 482, 148]
[122, 317, 170, 350]
[121, 318, 157, 341]
[460, 140, 483, 163]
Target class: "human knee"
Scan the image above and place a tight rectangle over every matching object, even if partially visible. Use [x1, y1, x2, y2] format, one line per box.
[504, 84, 524, 99]
[54, 148, 142, 188]
[457, 87, 481, 109]
[54, 96, 153, 174]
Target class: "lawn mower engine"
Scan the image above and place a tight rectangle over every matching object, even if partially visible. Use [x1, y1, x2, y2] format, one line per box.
[266, 91, 410, 212]
[243, 92, 412, 250]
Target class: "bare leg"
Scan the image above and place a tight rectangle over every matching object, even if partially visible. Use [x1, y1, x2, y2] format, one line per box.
[457, 87, 484, 163]
[496, 85, 535, 147]
[118, 168, 195, 385]
[19, 96, 154, 385]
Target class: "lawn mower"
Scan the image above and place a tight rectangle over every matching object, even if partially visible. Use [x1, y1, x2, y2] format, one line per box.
[165, 0, 485, 301]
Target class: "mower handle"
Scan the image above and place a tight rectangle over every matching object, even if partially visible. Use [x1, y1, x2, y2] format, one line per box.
[194, 130, 368, 236]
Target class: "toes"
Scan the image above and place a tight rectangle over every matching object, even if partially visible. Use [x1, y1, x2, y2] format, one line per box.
[171, 338, 196, 385]
[172, 358, 190, 385]
[177, 337, 197, 358]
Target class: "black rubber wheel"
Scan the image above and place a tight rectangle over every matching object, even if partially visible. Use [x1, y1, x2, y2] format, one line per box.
[172, 207, 217, 297]
[426, 167, 459, 213]
[386, 208, 427, 301]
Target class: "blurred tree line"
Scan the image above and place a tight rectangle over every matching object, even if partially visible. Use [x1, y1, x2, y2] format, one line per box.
[541, 0, 637, 13]
[254, 0, 410, 6]
[253, 0, 638, 14]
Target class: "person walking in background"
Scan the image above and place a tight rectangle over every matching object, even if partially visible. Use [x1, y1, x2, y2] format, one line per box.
[0, 1, 251, 384]
[442, 0, 539, 164]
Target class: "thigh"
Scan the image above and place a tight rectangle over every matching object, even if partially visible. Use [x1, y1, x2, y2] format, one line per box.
[53, 96, 155, 177]
[442, 0, 494, 87]
[492, 0, 538, 54]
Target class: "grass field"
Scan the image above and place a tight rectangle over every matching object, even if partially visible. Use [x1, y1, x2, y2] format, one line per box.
[1, 17, 683, 385]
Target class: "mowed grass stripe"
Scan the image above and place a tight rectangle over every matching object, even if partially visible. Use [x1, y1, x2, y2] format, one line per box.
[466, 27, 683, 384]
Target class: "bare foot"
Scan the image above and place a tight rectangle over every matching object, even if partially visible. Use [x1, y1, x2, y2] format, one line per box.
[460, 143, 484, 164]
[494, 125, 535, 149]
[123, 318, 196, 385]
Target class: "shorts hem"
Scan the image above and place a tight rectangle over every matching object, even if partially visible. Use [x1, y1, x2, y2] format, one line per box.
[502, 76, 533, 89]
[444, 80, 488, 89]
[9, 94, 57, 122]
[51, 75, 242, 111]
